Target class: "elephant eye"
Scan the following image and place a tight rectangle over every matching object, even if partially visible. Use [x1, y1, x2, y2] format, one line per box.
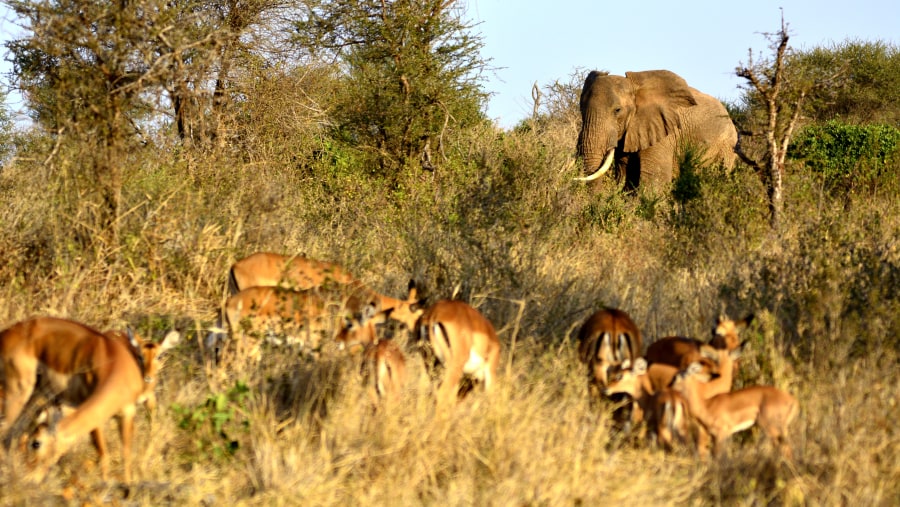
[613, 107, 622, 115]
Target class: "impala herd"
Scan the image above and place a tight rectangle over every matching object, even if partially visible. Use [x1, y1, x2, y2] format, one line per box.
[0, 251, 798, 483]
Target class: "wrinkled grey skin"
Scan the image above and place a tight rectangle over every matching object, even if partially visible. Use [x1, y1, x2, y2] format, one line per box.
[576, 70, 737, 191]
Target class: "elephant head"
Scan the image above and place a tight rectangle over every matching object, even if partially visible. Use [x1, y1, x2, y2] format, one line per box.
[576, 70, 701, 187]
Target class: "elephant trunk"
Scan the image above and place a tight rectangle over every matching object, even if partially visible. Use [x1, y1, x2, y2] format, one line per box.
[577, 118, 617, 182]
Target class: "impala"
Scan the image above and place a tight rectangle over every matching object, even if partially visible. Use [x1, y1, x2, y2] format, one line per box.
[212, 280, 423, 363]
[103, 329, 181, 413]
[1, 317, 180, 482]
[645, 314, 753, 369]
[604, 357, 711, 452]
[670, 361, 799, 459]
[228, 252, 357, 294]
[336, 304, 408, 403]
[217, 286, 345, 363]
[361, 340, 407, 403]
[227, 252, 424, 329]
[652, 389, 701, 452]
[416, 300, 501, 406]
[576, 307, 642, 395]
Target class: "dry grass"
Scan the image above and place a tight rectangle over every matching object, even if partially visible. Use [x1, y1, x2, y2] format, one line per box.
[0, 123, 899, 506]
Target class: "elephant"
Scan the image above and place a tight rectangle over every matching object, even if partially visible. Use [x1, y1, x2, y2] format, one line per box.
[576, 69, 738, 191]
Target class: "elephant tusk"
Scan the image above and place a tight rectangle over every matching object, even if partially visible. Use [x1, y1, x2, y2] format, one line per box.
[574, 150, 615, 182]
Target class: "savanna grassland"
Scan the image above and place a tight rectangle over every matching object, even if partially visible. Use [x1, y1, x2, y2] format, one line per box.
[0, 3, 899, 502]
[0, 111, 898, 506]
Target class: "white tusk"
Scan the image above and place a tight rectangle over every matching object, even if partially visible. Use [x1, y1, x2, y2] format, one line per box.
[574, 150, 615, 182]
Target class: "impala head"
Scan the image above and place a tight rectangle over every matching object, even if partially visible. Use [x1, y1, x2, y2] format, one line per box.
[336, 304, 393, 351]
[710, 314, 754, 350]
[382, 280, 426, 330]
[19, 407, 63, 482]
[671, 362, 713, 391]
[106, 329, 181, 411]
[603, 357, 647, 398]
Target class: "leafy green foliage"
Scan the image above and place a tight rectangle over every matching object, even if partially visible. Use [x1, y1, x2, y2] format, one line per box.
[671, 144, 706, 208]
[293, 0, 489, 177]
[171, 381, 252, 461]
[789, 121, 900, 193]
[790, 40, 900, 124]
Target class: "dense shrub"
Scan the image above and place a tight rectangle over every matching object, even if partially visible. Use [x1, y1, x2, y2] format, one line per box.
[789, 120, 900, 193]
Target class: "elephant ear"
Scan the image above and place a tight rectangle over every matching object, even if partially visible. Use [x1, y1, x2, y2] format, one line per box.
[623, 70, 698, 152]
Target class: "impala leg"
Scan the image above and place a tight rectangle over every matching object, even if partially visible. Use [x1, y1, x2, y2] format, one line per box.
[117, 407, 136, 483]
[437, 365, 463, 407]
[90, 428, 110, 481]
[694, 425, 711, 458]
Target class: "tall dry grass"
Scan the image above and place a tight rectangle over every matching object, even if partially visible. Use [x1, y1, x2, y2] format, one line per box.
[0, 119, 898, 506]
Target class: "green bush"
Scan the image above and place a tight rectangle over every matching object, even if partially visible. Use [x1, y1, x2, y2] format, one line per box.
[789, 120, 900, 193]
[171, 381, 252, 461]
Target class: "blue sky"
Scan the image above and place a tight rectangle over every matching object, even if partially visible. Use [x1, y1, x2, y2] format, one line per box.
[2, 0, 899, 129]
[470, 0, 900, 127]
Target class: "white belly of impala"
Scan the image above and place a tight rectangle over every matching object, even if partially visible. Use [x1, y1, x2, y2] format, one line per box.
[731, 419, 755, 433]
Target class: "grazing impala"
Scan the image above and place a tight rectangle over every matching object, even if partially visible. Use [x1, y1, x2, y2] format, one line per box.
[652, 389, 701, 452]
[416, 300, 501, 406]
[213, 280, 423, 363]
[336, 305, 408, 402]
[1, 317, 180, 482]
[645, 314, 754, 369]
[604, 358, 711, 453]
[227, 252, 424, 327]
[228, 252, 357, 294]
[576, 307, 642, 396]
[103, 329, 181, 413]
[670, 362, 799, 459]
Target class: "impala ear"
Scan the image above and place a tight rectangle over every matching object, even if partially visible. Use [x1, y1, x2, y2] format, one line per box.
[158, 330, 181, 355]
[687, 362, 704, 376]
[633, 358, 647, 375]
[126, 327, 140, 349]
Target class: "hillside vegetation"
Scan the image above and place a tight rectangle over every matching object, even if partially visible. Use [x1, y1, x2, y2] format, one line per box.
[1, 2, 899, 505]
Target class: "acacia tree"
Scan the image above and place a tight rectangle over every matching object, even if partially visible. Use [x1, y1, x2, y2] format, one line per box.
[734, 15, 844, 228]
[294, 0, 489, 176]
[792, 40, 900, 125]
[4, 0, 286, 239]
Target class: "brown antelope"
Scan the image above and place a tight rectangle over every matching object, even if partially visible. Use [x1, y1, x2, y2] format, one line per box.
[670, 362, 799, 459]
[416, 300, 501, 406]
[576, 307, 642, 397]
[1, 317, 180, 482]
[651, 389, 702, 452]
[228, 252, 357, 294]
[604, 358, 709, 451]
[645, 314, 754, 369]
[212, 281, 423, 363]
[103, 329, 181, 413]
[335, 304, 409, 403]
[227, 252, 424, 329]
